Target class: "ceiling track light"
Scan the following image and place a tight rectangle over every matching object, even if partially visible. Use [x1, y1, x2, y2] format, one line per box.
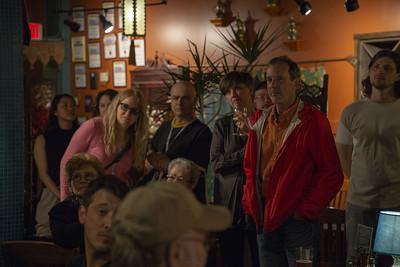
[295, 0, 312, 16]
[99, 14, 114, 33]
[345, 0, 359, 12]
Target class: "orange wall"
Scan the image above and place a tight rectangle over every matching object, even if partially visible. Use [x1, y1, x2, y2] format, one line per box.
[70, 0, 400, 125]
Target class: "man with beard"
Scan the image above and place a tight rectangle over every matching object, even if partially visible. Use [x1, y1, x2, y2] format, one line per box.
[336, 50, 400, 267]
[67, 175, 129, 267]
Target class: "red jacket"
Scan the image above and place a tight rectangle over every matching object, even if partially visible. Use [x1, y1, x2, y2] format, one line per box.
[242, 101, 343, 233]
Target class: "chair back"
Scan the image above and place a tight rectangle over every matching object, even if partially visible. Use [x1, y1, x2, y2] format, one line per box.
[329, 179, 349, 210]
[1, 240, 79, 267]
[319, 208, 346, 267]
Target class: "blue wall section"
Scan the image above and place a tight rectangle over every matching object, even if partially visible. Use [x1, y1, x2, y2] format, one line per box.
[0, 0, 25, 252]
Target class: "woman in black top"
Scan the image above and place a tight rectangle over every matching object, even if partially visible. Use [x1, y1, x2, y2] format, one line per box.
[34, 94, 79, 237]
[210, 71, 259, 267]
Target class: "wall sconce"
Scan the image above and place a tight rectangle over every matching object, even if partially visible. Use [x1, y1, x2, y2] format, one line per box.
[122, 0, 146, 37]
[373, 211, 400, 265]
[295, 0, 312, 16]
[210, 0, 235, 27]
[99, 14, 114, 33]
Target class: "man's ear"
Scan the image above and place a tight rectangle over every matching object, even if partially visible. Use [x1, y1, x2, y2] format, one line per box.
[168, 240, 182, 267]
[78, 205, 87, 224]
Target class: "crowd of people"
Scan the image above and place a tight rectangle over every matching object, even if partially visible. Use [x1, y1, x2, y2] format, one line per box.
[30, 52, 400, 267]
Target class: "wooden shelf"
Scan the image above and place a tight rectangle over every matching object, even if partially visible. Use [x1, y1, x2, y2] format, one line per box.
[264, 5, 283, 16]
[284, 40, 304, 51]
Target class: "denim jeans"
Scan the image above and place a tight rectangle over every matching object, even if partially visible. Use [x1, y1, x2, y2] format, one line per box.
[257, 217, 319, 267]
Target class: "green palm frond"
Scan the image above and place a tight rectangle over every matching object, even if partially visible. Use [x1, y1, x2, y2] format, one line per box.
[215, 18, 284, 65]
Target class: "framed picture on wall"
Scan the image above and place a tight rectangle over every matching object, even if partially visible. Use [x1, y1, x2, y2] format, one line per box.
[113, 61, 126, 87]
[88, 43, 101, 68]
[104, 33, 117, 59]
[102, 2, 115, 26]
[71, 36, 86, 62]
[72, 6, 85, 31]
[117, 32, 130, 58]
[134, 39, 146, 66]
[74, 64, 87, 88]
[87, 13, 100, 39]
[118, 2, 122, 29]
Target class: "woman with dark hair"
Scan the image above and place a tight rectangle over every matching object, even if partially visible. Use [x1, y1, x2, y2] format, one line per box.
[93, 88, 118, 117]
[60, 89, 149, 201]
[33, 94, 79, 237]
[210, 71, 259, 267]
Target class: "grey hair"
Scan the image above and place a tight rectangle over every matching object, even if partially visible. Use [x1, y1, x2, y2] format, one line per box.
[167, 158, 200, 187]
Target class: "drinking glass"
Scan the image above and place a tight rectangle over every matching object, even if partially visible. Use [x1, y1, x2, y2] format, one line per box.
[295, 247, 313, 267]
[232, 106, 248, 136]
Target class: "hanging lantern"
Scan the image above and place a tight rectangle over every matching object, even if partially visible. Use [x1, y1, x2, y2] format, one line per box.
[122, 0, 146, 37]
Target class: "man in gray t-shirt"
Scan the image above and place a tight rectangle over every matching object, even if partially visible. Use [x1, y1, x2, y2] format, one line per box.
[336, 50, 400, 267]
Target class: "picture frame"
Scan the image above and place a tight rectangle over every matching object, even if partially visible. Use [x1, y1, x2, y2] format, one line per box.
[104, 33, 117, 59]
[72, 6, 85, 31]
[74, 64, 87, 88]
[134, 39, 146, 66]
[102, 2, 115, 27]
[113, 61, 127, 87]
[87, 13, 100, 39]
[88, 42, 101, 68]
[71, 36, 86, 62]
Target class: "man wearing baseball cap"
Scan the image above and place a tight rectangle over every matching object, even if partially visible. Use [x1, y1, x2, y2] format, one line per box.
[111, 181, 232, 267]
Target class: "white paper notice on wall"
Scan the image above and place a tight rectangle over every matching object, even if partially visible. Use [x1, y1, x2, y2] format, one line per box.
[104, 33, 117, 59]
[75, 64, 86, 88]
[88, 43, 101, 68]
[72, 7, 85, 31]
[118, 32, 130, 58]
[100, 72, 109, 83]
[118, 2, 122, 29]
[134, 39, 145, 66]
[71, 36, 86, 62]
[87, 14, 100, 39]
[113, 61, 126, 87]
[102, 2, 115, 26]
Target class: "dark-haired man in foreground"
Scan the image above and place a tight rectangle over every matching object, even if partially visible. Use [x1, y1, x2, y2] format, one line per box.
[67, 175, 129, 267]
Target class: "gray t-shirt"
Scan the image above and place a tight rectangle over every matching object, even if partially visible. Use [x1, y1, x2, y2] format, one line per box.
[336, 98, 400, 208]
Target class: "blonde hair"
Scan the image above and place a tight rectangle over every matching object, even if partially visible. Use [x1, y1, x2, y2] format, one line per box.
[103, 89, 149, 178]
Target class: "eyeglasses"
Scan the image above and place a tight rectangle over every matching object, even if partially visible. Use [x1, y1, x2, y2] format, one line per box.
[179, 237, 216, 252]
[166, 175, 185, 183]
[119, 103, 140, 115]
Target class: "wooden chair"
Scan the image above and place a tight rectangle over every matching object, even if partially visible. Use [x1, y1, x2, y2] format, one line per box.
[319, 208, 347, 267]
[1, 240, 79, 267]
[329, 179, 349, 210]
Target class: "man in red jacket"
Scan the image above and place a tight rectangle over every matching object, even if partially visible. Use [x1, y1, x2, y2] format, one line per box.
[242, 56, 343, 267]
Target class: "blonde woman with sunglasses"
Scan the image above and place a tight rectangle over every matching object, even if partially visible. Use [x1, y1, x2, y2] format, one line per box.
[59, 89, 148, 201]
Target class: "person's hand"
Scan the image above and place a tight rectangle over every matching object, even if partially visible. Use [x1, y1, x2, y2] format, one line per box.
[233, 109, 251, 135]
[147, 152, 170, 172]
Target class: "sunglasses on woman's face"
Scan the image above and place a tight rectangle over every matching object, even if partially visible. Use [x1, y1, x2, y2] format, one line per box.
[119, 102, 140, 115]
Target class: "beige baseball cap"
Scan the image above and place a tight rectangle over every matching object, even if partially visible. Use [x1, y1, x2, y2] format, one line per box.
[112, 181, 232, 248]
